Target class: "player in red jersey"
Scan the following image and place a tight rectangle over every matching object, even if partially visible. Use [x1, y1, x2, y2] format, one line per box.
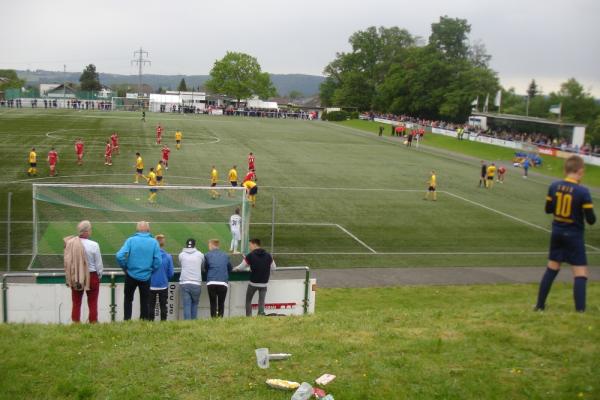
[497, 165, 506, 183]
[248, 152, 255, 171]
[74, 138, 84, 166]
[156, 123, 163, 145]
[104, 140, 113, 166]
[242, 169, 256, 183]
[47, 147, 59, 176]
[110, 132, 119, 154]
[161, 144, 171, 170]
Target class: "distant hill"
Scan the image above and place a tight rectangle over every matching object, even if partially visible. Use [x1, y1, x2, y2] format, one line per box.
[17, 70, 325, 97]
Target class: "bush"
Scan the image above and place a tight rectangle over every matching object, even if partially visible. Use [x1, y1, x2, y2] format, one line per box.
[349, 111, 359, 119]
[326, 110, 349, 121]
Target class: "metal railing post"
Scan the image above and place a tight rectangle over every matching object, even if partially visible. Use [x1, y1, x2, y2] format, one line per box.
[6, 192, 11, 272]
[303, 268, 310, 315]
[110, 273, 116, 322]
[2, 275, 8, 323]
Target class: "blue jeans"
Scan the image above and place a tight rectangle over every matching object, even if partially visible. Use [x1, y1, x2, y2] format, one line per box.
[180, 284, 201, 320]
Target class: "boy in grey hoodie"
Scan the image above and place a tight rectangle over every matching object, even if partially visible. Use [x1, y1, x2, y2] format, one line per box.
[178, 238, 204, 320]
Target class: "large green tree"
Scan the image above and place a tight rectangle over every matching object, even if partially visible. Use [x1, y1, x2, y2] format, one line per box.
[320, 26, 415, 109]
[79, 64, 101, 92]
[320, 18, 499, 121]
[429, 16, 471, 60]
[0, 69, 25, 91]
[205, 52, 276, 103]
[177, 78, 188, 91]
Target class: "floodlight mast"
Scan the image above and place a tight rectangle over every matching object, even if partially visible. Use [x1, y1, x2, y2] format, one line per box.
[131, 47, 151, 98]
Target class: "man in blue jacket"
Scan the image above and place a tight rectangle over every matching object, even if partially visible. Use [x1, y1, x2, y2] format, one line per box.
[148, 234, 174, 321]
[204, 239, 232, 318]
[116, 221, 162, 320]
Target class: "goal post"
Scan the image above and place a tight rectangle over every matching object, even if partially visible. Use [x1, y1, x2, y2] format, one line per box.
[30, 183, 251, 269]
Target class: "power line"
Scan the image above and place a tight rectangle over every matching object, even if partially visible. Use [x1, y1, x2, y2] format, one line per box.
[131, 47, 151, 97]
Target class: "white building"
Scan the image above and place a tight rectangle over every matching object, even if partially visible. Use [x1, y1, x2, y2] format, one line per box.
[39, 84, 61, 97]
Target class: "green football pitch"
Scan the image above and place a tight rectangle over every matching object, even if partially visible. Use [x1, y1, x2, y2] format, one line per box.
[0, 109, 598, 270]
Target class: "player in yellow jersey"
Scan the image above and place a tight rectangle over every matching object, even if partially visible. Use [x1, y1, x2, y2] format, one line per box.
[242, 179, 258, 207]
[155, 160, 165, 185]
[424, 170, 437, 201]
[134, 152, 144, 183]
[175, 130, 182, 150]
[486, 163, 497, 189]
[27, 147, 37, 176]
[144, 167, 158, 203]
[210, 165, 220, 199]
[227, 165, 238, 197]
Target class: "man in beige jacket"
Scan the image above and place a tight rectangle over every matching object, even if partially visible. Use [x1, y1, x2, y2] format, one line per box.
[64, 220, 103, 323]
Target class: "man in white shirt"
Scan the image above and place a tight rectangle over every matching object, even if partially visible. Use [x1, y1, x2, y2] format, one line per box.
[72, 220, 103, 323]
[229, 208, 242, 254]
[178, 238, 204, 320]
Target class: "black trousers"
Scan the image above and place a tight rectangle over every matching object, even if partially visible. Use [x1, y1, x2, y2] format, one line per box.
[207, 284, 228, 318]
[124, 274, 151, 320]
[149, 288, 169, 321]
[245, 285, 267, 316]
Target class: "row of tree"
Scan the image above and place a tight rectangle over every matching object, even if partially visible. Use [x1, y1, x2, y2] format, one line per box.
[319, 17, 600, 144]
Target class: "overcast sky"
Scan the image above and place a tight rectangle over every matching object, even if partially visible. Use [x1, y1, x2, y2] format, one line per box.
[2, 0, 599, 96]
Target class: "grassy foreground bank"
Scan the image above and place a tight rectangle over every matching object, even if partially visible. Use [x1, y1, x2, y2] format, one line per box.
[0, 284, 598, 399]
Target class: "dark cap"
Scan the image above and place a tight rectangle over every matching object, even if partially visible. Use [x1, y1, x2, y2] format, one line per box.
[186, 238, 196, 248]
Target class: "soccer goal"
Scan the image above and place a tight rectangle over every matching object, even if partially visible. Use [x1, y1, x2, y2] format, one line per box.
[30, 184, 251, 269]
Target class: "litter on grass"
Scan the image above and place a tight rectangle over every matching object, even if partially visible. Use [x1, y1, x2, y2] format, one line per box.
[255, 348, 269, 369]
[315, 374, 336, 386]
[269, 353, 292, 360]
[265, 379, 300, 390]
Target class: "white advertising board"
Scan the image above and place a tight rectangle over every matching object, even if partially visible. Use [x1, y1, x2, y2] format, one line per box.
[2, 279, 316, 324]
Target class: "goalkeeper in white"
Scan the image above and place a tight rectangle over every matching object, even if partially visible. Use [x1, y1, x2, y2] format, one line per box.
[229, 208, 242, 254]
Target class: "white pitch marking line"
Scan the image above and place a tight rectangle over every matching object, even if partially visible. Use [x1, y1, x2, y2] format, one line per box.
[1, 221, 340, 226]
[263, 186, 422, 192]
[270, 251, 600, 256]
[335, 224, 377, 253]
[8, 251, 600, 256]
[442, 190, 600, 252]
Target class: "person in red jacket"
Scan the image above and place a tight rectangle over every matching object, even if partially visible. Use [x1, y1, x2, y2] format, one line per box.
[497, 165, 506, 183]
[48, 147, 59, 176]
[248, 152, 256, 171]
[74, 138, 84, 166]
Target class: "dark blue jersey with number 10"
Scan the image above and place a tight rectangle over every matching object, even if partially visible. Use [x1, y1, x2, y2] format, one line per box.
[546, 178, 594, 231]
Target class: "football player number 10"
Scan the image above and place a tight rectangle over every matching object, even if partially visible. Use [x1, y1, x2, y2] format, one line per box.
[555, 192, 573, 218]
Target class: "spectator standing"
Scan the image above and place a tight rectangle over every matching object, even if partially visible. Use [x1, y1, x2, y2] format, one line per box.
[64, 220, 103, 323]
[149, 234, 175, 321]
[178, 238, 204, 320]
[204, 239, 233, 318]
[116, 221, 161, 320]
[233, 238, 276, 316]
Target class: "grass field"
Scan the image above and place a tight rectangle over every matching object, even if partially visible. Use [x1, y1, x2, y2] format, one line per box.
[0, 283, 598, 399]
[0, 109, 599, 270]
[339, 119, 600, 187]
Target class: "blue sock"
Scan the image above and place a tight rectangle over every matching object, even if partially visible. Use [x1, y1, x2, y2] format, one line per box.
[536, 268, 559, 310]
[574, 277, 587, 312]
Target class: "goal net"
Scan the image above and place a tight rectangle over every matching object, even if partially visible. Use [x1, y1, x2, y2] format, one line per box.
[30, 184, 251, 269]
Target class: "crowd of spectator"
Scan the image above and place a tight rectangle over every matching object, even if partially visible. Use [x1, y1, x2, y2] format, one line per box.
[0, 98, 113, 110]
[63, 220, 276, 323]
[362, 112, 600, 157]
[156, 104, 318, 120]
